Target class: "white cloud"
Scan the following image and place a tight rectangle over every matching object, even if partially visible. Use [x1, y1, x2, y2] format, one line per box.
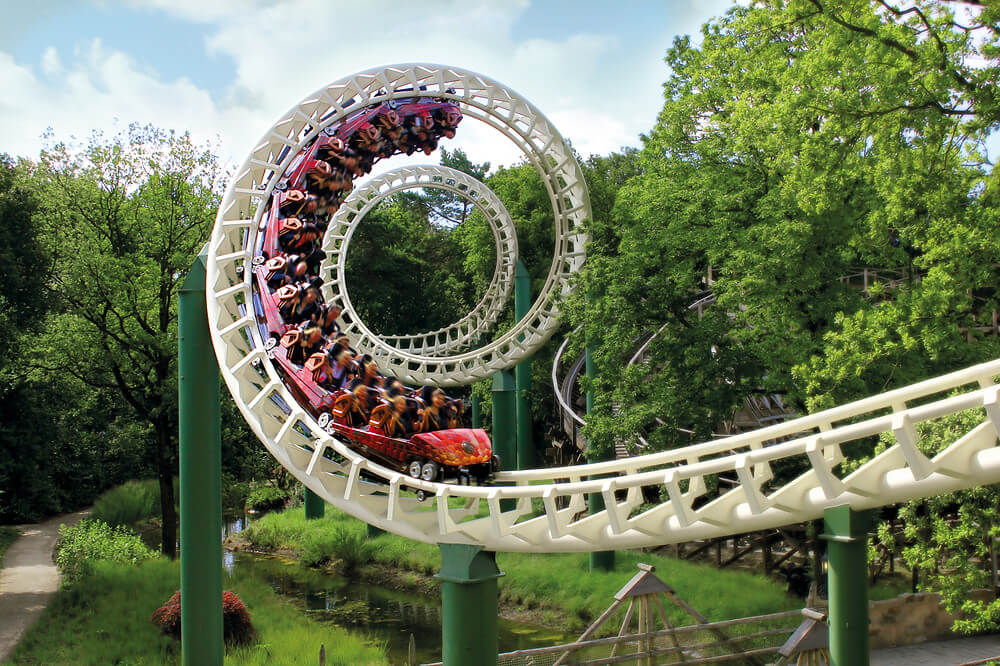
[0, 38, 265, 162]
[1, 0, 739, 168]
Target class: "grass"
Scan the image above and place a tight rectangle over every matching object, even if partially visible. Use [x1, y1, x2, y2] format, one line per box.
[240, 507, 801, 631]
[0, 526, 21, 561]
[4, 557, 387, 665]
[90, 479, 168, 528]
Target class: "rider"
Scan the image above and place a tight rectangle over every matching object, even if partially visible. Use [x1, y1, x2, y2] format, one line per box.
[418, 387, 448, 432]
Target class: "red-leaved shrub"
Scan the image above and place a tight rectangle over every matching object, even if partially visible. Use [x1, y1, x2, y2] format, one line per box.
[151, 590, 256, 647]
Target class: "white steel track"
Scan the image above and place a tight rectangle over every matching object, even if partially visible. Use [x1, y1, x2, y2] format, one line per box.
[320, 165, 517, 361]
[207, 64, 1000, 553]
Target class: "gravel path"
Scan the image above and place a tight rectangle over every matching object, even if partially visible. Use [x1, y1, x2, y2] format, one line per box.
[0, 510, 89, 663]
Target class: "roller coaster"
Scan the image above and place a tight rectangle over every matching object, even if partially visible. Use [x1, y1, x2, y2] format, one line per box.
[206, 63, 1000, 555]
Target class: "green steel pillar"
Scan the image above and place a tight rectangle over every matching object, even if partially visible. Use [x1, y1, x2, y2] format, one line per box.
[586, 346, 615, 571]
[437, 544, 503, 665]
[178, 249, 223, 666]
[491, 370, 516, 470]
[304, 487, 325, 519]
[822, 505, 875, 666]
[514, 260, 534, 470]
[471, 391, 481, 429]
[492, 370, 516, 511]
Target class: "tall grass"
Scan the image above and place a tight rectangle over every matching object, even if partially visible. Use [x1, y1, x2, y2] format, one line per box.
[241, 507, 800, 631]
[242, 509, 376, 571]
[90, 479, 166, 527]
[6, 557, 387, 665]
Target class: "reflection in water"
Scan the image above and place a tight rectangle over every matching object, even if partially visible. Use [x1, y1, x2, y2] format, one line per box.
[226, 550, 574, 664]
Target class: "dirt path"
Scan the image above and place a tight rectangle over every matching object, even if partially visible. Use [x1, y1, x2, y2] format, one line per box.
[0, 509, 89, 663]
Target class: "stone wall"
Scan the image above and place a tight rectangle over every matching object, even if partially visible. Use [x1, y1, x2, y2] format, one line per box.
[807, 590, 992, 648]
[866, 590, 993, 649]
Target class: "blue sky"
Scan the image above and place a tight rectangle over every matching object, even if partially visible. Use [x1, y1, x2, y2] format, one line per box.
[0, 0, 734, 167]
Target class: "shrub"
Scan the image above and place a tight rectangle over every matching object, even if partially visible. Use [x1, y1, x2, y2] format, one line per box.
[91, 479, 170, 527]
[245, 484, 290, 513]
[55, 519, 157, 585]
[151, 589, 257, 647]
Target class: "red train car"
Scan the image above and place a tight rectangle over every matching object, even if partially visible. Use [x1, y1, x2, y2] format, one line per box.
[250, 95, 498, 490]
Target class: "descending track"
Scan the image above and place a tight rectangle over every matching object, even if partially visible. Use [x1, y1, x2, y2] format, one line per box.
[207, 64, 1000, 553]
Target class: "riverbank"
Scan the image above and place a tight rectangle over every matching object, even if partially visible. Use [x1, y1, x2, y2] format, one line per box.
[3, 556, 388, 665]
[229, 506, 801, 633]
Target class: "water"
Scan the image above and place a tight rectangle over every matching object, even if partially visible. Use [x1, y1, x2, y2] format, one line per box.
[221, 517, 574, 663]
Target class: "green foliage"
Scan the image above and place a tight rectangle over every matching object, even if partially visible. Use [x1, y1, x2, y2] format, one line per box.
[91, 479, 168, 527]
[27, 123, 224, 553]
[0, 155, 48, 362]
[567, 1, 1000, 459]
[874, 406, 1000, 633]
[245, 484, 291, 513]
[9, 556, 387, 665]
[55, 519, 158, 586]
[0, 525, 21, 560]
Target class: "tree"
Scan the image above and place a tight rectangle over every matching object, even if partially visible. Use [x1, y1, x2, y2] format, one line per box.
[0, 155, 49, 386]
[568, 0, 1000, 457]
[399, 148, 491, 228]
[33, 124, 222, 555]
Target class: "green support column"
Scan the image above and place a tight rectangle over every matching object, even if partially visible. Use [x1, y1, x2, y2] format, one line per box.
[437, 544, 503, 665]
[178, 250, 223, 666]
[471, 391, 481, 429]
[304, 487, 325, 519]
[585, 346, 615, 571]
[492, 370, 516, 511]
[822, 505, 875, 666]
[491, 370, 516, 470]
[514, 260, 534, 470]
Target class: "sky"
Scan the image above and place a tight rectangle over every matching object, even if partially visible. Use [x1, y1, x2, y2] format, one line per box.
[0, 0, 737, 172]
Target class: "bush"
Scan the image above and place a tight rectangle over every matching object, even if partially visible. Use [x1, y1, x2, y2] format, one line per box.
[55, 519, 157, 585]
[152, 589, 257, 647]
[91, 479, 163, 527]
[245, 484, 290, 513]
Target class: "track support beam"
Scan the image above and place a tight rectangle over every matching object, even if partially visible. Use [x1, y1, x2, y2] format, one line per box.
[822, 504, 875, 666]
[492, 370, 516, 470]
[437, 544, 503, 665]
[515, 260, 534, 470]
[493, 370, 517, 511]
[586, 345, 615, 571]
[304, 487, 325, 519]
[178, 249, 223, 666]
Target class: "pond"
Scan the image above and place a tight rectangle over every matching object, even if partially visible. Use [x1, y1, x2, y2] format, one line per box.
[220, 516, 575, 664]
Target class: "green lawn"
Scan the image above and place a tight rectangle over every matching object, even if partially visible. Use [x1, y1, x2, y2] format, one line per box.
[3, 557, 387, 666]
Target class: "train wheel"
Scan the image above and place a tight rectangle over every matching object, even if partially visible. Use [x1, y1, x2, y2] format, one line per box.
[317, 412, 331, 428]
[252, 255, 265, 266]
[420, 461, 439, 482]
[490, 455, 501, 473]
[416, 490, 427, 502]
[408, 460, 423, 479]
[265, 336, 277, 350]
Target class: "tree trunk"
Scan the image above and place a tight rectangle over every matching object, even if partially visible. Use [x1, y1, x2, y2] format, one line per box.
[156, 419, 177, 558]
